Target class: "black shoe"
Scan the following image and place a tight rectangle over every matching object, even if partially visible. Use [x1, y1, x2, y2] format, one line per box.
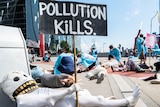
[97, 74, 104, 84]
[144, 73, 157, 81]
[77, 70, 82, 73]
[90, 75, 98, 80]
[111, 66, 114, 72]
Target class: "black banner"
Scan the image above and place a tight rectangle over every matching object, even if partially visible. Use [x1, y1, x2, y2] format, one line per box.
[39, 0, 107, 36]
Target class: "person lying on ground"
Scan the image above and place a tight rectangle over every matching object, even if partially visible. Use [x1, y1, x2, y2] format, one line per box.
[53, 48, 75, 75]
[85, 64, 107, 84]
[77, 52, 97, 72]
[143, 61, 160, 82]
[30, 65, 75, 88]
[154, 61, 160, 72]
[41, 73, 75, 88]
[2, 70, 141, 107]
[100, 59, 125, 72]
[124, 56, 153, 73]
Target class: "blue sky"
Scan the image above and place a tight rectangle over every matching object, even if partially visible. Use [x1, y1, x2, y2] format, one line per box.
[58, 0, 160, 52]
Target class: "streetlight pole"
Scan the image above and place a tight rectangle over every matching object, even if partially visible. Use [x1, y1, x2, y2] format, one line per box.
[150, 11, 158, 33]
[158, 0, 160, 35]
[103, 43, 106, 52]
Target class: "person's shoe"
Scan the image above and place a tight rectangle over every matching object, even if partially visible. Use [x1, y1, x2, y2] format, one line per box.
[90, 75, 98, 80]
[111, 66, 114, 72]
[97, 74, 104, 84]
[77, 70, 82, 73]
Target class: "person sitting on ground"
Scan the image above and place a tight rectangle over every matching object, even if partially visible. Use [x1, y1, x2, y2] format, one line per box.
[150, 60, 160, 84]
[124, 56, 153, 73]
[2, 70, 141, 107]
[77, 52, 97, 72]
[85, 64, 107, 84]
[43, 52, 51, 62]
[30, 65, 75, 88]
[54, 48, 75, 75]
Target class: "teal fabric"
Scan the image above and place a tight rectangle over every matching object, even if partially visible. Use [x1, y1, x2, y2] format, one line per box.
[54, 53, 74, 74]
[31, 66, 44, 79]
[109, 48, 121, 62]
[80, 53, 96, 68]
[136, 37, 144, 58]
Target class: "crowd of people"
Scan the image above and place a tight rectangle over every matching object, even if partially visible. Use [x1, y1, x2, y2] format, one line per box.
[29, 37, 160, 84]
[9, 35, 160, 107]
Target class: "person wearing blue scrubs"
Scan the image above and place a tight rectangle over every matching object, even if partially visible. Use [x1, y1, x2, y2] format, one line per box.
[108, 45, 123, 66]
[90, 44, 98, 60]
[90, 44, 98, 65]
[54, 48, 74, 75]
[152, 43, 160, 58]
[77, 52, 97, 72]
[136, 34, 145, 64]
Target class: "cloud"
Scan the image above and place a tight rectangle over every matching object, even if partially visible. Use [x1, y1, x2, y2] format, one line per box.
[133, 9, 140, 16]
[124, 17, 130, 21]
[124, 9, 140, 21]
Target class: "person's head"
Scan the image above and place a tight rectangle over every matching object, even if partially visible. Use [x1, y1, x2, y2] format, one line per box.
[58, 49, 63, 54]
[143, 37, 146, 40]
[140, 34, 143, 37]
[62, 76, 75, 87]
[62, 47, 69, 53]
[77, 52, 82, 57]
[109, 45, 114, 50]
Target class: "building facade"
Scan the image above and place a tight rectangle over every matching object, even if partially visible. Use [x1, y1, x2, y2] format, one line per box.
[0, 0, 81, 53]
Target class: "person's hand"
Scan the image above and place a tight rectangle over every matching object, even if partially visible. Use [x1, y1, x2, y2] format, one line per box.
[67, 83, 83, 94]
[126, 85, 141, 106]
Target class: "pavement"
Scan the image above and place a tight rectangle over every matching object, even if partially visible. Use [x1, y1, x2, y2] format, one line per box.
[31, 56, 160, 107]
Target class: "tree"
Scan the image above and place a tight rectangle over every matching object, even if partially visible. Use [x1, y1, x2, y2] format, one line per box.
[60, 40, 70, 52]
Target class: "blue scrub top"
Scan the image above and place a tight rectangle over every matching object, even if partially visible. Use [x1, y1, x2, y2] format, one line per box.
[91, 49, 98, 59]
[136, 37, 144, 58]
[80, 53, 96, 68]
[54, 53, 74, 74]
[109, 48, 121, 62]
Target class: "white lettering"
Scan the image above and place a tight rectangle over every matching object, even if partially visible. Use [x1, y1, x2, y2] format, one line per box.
[86, 5, 90, 18]
[70, 3, 78, 17]
[47, 3, 55, 16]
[54, 20, 64, 34]
[55, 3, 62, 16]
[64, 20, 68, 34]
[84, 20, 93, 35]
[39, 2, 47, 15]
[78, 4, 86, 17]
[69, 20, 77, 34]
[98, 7, 106, 20]
[90, 6, 98, 19]
[63, 3, 70, 16]
[77, 20, 84, 35]
[39, 2, 106, 20]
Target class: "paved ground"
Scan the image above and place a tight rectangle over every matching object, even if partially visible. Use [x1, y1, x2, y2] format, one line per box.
[31, 56, 160, 107]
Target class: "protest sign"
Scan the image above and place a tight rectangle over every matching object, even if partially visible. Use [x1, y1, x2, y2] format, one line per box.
[39, 0, 107, 36]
